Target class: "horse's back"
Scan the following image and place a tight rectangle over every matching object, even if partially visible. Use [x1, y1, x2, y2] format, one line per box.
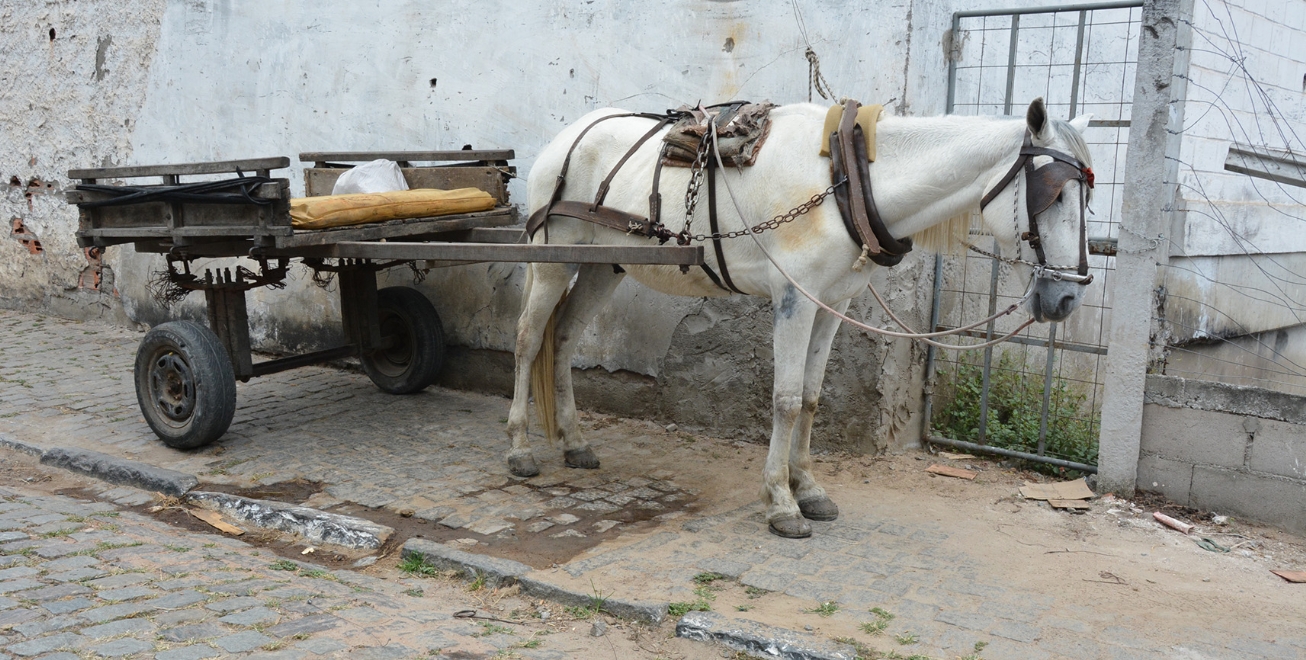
[527, 107, 645, 215]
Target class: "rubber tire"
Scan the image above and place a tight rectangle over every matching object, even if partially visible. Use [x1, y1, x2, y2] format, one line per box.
[361, 286, 445, 394]
[134, 320, 237, 450]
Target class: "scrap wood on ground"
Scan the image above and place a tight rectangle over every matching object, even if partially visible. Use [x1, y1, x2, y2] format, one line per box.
[925, 464, 978, 480]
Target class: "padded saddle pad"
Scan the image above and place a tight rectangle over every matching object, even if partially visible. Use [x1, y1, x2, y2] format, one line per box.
[660, 102, 776, 168]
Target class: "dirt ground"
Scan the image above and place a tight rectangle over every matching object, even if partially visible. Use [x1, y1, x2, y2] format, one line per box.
[511, 412, 1306, 657]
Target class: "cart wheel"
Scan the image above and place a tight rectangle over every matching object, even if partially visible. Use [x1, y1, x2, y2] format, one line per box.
[362, 287, 445, 394]
[134, 321, 237, 450]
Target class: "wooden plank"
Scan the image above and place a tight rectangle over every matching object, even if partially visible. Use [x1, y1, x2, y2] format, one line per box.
[131, 239, 256, 256]
[925, 464, 978, 480]
[298, 150, 514, 163]
[1272, 570, 1306, 583]
[86, 225, 294, 238]
[290, 241, 704, 265]
[68, 157, 290, 180]
[273, 208, 517, 249]
[464, 227, 526, 243]
[65, 181, 285, 204]
[1224, 143, 1306, 189]
[304, 166, 507, 202]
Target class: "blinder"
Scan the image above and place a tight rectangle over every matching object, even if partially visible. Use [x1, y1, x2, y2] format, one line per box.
[980, 128, 1095, 284]
[1026, 160, 1086, 217]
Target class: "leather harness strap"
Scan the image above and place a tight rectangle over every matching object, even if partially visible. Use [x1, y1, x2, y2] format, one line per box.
[593, 117, 675, 209]
[526, 112, 670, 241]
[979, 128, 1092, 278]
[828, 99, 912, 267]
[835, 100, 879, 257]
[706, 163, 744, 293]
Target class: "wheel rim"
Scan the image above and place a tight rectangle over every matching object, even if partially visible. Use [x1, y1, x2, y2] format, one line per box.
[149, 350, 196, 423]
[372, 309, 414, 378]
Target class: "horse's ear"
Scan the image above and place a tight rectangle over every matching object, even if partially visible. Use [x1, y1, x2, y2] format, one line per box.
[1026, 98, 1048, 139]
[1068, 113, 1092, 134]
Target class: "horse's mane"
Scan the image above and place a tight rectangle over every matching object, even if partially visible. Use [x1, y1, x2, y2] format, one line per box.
[909, 117, 1092, 256]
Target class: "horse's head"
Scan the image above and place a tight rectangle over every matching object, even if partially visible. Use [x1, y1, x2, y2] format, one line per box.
[981, 98, 1094, 323]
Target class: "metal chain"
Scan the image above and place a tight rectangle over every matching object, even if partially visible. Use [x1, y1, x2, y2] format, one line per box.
[687, 179, 843, 242]
[682, 132, 712, 234]
[964, 242, 1083, 280]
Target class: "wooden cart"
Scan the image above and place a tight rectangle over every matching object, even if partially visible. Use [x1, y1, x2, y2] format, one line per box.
[68, 151, 702, 449]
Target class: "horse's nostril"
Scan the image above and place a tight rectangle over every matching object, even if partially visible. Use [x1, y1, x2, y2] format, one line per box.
[1058, 294, 1076, 314]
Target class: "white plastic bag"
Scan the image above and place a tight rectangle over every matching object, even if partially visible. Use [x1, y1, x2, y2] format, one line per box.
[331, 159, 409, 195]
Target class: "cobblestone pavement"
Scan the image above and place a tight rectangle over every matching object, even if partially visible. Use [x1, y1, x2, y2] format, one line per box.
[0, 469, 717, 660]
[4, 309, 1306, 659]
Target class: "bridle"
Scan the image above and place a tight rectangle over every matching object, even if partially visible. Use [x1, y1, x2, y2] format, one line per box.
[979, 128, 1095, 286]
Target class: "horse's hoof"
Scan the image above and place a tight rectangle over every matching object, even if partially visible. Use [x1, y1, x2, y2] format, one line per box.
[768, 516, 812, 539]
[564, 447, 600, 470]
[508, 454, 540, 478]
[798, 496, 839, 521]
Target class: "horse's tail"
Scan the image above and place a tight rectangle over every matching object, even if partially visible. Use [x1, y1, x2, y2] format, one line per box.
[530, 268, 567, 446]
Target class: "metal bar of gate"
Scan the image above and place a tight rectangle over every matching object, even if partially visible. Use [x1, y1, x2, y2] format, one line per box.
[1003, 15, 1021, 116]
[1037, 323, 1058, 456]
[928, 436, 1099, 473]
[976, 241, 1002, 445]
[1069, 10, 1089, 119]
[924, 0, 1142, 469]
[955, 0, 1141, 19]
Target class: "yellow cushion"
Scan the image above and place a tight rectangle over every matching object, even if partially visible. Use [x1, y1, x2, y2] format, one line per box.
[819, 103, 883, 161]
[290, 188, 496, 230]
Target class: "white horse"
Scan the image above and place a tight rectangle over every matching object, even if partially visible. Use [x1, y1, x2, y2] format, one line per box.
[507, 98, 1093, 538]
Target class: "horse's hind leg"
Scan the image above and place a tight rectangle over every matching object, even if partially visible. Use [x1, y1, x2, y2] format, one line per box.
[789, 299, 849, 522]
[506, 262, 574, 477]
[550, 263, 625, 469]
[763, 286, 820, 538]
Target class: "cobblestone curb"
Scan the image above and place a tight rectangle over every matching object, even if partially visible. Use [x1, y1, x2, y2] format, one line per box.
[187, 490, 394, 549]
[401, 538, 530, 588]
[675, 611, 858, 660]
[518, 575, 668, 625]
[0, 431, 45, 457]
[39, 446, 198, 496]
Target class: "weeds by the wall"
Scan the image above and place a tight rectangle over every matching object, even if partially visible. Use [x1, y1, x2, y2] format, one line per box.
[932, 352, 1099, 471]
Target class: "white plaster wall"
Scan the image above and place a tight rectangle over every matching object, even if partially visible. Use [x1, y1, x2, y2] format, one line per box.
[116, 0, 930, 375]
[0, 0, 165, 321]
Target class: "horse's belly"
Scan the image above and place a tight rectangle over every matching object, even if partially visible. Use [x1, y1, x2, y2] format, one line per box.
[624, 264, 735, 298]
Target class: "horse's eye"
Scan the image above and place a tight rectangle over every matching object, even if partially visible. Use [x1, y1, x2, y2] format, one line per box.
[1055, 191, 1064, 204]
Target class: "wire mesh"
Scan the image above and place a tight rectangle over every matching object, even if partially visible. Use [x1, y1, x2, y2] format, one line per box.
[926, 3, 1143, 469]
[1151, 0, 1306, 395]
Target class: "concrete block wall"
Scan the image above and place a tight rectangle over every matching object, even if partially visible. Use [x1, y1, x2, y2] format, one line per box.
[1139, 374, 1306, 533]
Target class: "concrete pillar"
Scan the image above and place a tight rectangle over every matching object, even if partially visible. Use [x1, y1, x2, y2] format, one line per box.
[1096, 0, 1193, 496]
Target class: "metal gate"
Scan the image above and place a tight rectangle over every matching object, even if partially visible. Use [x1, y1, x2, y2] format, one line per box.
[923, 1, 1144, 472]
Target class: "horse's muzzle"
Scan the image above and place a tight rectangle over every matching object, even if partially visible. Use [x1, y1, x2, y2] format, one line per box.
[1030, 279, 1085, 322]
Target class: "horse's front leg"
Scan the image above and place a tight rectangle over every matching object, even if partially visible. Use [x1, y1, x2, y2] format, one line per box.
[551, 263, 625, 469]
[505, 263, 573, 477]
[763, 285, 820, 538]
[788, 299, 849, 522]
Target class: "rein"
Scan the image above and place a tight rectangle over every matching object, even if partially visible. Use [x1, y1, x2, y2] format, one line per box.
[707, 121, 1037, 350]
